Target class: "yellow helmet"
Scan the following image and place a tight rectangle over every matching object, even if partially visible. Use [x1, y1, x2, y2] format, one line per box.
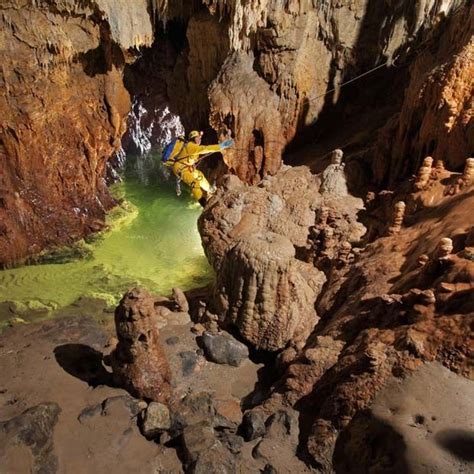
[188, 130, 203, 140]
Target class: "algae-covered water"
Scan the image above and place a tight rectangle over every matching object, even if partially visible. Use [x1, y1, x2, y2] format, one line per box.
[0, 155, 213, 328]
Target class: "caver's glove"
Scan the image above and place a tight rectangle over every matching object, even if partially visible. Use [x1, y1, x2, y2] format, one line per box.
[219, 139, 234, 150]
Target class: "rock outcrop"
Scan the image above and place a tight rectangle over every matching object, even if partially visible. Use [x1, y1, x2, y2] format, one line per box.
[0, 0, 153, 266]
[111, 288, 173, 403]
[259, 167, 473, 470]
[199, 164, 365, 351]
[374, 3, 473, 184]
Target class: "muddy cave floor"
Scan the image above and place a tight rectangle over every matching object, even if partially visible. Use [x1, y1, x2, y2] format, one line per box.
[1, 298, 473, 473]
[0, 298, 264, 473]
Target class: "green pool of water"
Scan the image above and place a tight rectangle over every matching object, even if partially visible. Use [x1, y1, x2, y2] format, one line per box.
[0, 156, 213, 328]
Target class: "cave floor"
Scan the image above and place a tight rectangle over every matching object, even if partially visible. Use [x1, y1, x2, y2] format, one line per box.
[0, 299, 262, 473]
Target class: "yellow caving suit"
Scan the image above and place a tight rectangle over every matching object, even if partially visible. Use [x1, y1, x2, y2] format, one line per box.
[168, 141, 221, 200]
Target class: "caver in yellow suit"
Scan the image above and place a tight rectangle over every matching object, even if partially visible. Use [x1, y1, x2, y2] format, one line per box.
[164, 130, 234, 202]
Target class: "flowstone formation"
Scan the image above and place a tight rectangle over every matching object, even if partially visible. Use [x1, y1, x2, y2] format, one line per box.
[257, 159, 474, 471]
[199, 162, 365, 352]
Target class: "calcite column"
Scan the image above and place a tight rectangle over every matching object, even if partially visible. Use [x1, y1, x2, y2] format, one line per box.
[214, 232, 325, 351]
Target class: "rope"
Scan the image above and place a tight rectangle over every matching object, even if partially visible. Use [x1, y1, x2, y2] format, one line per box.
[162, 0, 469, 174]
[306, 59, 393, 103]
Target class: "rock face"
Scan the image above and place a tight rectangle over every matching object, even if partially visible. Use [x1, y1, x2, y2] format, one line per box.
[2, 1, 471, 265]
[0, 0, 153, 266]
[141, 402, 171, 439]
[111, 288, 173, 403]
[259, 169, 474, 471]
[146, 0, 468, 184]
[374, 3, 474, 184]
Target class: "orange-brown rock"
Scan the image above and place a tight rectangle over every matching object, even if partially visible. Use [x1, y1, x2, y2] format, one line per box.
[199, 165, 366, 351]
[387, 201, 406, 236]
[151, 1, 466, 184]
[375, 4, 473, 184]
[0, 0, 153, 267]
[258, 176, 473, 470]
[111, 288, 172, 403]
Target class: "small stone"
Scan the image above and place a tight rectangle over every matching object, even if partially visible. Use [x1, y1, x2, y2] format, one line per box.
[199, 331, 249, 367]
[172, 287, 189, 312]
[221, 432, 244, 454]
[141, 402, 171, 438]
[137, 400, 148, 411]
[263, 465, 277, 474]
[182, 423, 216, 464]
[191, 323, 206, 335]
[78, 403, 103, 424]
[241, 410, 266, 441]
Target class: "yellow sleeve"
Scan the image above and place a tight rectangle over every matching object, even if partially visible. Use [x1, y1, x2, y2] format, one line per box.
[185, 142, 221, 156]
[196, 144, 221, 155]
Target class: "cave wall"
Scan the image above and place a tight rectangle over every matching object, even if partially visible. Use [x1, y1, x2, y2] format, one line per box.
[374, 4, 473, 185]
[1, 0, 471, 265]
[156, 0, 468, 182]
[0, 0, 153, 266]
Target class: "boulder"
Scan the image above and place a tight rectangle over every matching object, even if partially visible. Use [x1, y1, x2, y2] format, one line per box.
[141, 402, 171, 439]
[241, 410, 266, 441]
[199, 331, 249, 367]
[0, 402, 61, 474]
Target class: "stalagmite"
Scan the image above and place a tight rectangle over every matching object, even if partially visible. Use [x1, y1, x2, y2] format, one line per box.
[436, 238, 454, 259]
[431, 159, 446, 179]
[213, 232, 325, 351]
[461, 158, 474, 184]
[337, 241, 353, 265]
[414, 157, 433, 190]
[387, 201, 406, 235]
[320, 149, 348, 196]
[111, 288, 172, 403]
